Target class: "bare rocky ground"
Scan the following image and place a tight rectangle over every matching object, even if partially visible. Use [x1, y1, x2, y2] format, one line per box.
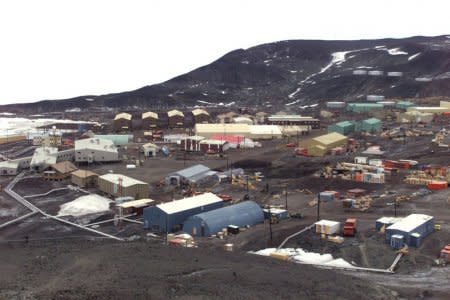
[0, 240, 398, 300]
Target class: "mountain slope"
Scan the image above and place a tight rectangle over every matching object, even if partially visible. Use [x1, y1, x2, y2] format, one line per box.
[2, 35, 450, 113]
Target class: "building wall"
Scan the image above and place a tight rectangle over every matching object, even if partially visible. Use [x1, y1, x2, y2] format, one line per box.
[71, 174, 98, 188]
[194, 114, 210, 124]
[0, 135, 27, 145]
[386, 217, 434, 247]
[143, 201, 224, 232]
[142, 117, 158, 130]
[168, 115, 185, 128]
[75, 149, 119, 163]
[113, 119, 132, 132]
[97, 177, 149, 199]
[0, 166, 18, 175]
[183, 201, 263, 236]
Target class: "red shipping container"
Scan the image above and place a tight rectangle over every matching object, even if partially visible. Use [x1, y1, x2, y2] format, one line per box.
[427, 181, 448, 190]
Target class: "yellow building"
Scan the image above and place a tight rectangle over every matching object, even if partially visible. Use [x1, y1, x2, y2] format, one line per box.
[299, 132, 348, 156]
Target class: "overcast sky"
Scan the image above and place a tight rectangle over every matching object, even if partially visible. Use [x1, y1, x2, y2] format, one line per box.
[0, 0, 448, 105]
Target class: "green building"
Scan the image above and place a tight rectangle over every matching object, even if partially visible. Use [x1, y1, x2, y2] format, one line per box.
[347, 103, 384, 113]
[395, 101, 415, 110]
[328, 121, 356, 136]
[360, 118, 382, 133]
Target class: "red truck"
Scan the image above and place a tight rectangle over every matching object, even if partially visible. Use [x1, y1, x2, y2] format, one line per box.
[343, 218, 357, 237]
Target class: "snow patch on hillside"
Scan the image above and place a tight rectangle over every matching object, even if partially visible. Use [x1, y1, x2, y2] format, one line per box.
[288, 87, 302, 99]
[408, 53, 421, 61]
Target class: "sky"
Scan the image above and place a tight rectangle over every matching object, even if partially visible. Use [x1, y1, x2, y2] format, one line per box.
[0, 0, 448, 105]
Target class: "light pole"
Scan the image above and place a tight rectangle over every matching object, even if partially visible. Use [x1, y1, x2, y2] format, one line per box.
[284, 183, 288, 210]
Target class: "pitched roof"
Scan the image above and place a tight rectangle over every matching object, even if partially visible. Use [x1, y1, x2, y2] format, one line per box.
[75, 138, 118, 153]
[71, 169, 98, 178]
[99, 173, 147, 187]
[168, 110, 184, 118]
[157, 192, 222, 214]
[142, 111, 158, 119]
[50, 161, 77, 174]
[114, 112, 132, 121]
[313, 132, 347, 145]
[192, 108, 209, 116]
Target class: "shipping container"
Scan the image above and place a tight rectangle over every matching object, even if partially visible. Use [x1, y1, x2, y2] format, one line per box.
[315, 220, 340, 235]
[427, 181, 448, 190]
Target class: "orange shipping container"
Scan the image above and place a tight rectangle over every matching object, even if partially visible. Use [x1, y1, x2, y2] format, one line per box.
[427, 181, 448, 190]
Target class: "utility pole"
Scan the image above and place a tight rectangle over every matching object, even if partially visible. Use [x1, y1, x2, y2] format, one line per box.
[268, 204, 273, 242]
[394, 197, 397, 217]
[285, 184, 288, 210]
[317, 192, 321, 221]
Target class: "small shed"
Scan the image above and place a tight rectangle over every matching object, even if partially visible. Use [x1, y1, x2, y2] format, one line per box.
[71, 169, 99, 188]
[183, 201, 264, 236]
[141, 111, 159, 129]
[142, 143, 158, 157]
[113, 112, 132, 132]
[116, 198, 155, 215]
[192, 109, 210, 124]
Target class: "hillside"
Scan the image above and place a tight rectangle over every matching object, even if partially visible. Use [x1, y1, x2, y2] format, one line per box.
[2, 35, 450, 113]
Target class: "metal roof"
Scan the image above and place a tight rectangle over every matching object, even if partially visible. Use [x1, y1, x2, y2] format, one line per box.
[168, 109, 184, 118]
[117, 198, 155, 208]
[170, 164, 211, 179]
[31, 147, 58, 166]
[387, 214, 433, 233]
[157, 192, 223, 214]
[50, 161, 77, 174]
[363, 118, 381, 125]
[114, 112, 132, 121]
[75, 138, 118, 152]
[142, 111, 158, 119]
[99, 173, 148, 187]
[192, 108, 209, 116]
[71, 169, 98, 178]
[313, 132, 347, 145]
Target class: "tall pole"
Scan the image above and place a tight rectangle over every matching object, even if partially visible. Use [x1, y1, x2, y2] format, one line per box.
[285, 184, 288, 210]
[317, 192, 321, 221]
[394, 197, 397, 217]
[268, 204, 273, 242]
[246, 175, 249, 194]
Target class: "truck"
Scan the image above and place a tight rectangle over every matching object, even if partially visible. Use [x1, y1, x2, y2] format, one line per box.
[343, 218, 357, 236]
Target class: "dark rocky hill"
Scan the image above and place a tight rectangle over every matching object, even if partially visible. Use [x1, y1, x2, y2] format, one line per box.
[2, 35, 450, 113]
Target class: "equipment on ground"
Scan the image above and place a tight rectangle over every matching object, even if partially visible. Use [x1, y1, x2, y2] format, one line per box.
[343, 218, 357, 236]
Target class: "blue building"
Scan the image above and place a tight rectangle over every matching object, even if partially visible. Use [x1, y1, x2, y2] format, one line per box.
[385, 214, 434, 248]
[165, 164, 217, 186]
[143, 192, 223, 232]
[183, 201, 264, 236]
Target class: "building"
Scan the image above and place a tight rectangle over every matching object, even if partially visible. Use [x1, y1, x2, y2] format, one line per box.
[216, 112, 238, 123]
[395, 101, 416, 110]
[142, 143, 158, 157]
[195, 123, 250, 138]
[113, 112, 132, 132]
[279, 126, 311, 137]
[399, 111, 434, 124]
[192, 109, 210, 124]
[71, 169, 99, 188]
[326, 102, 346, 109]
[233, 116, 254, 125]
[75, 138, 119, 163]
[168, 110, 185, 128]
[248, 125, 282, 139]
[385, 214, 434, 248]
[165, 164, 217, 186]
[30, 147, 58, 171]
[361, 118, 382, 133]
[255, 112, 268, 124]
[328, 121, 356, 136]
[199, 140, 230, 153]
[43, 161, 77, 180]
[0, 160, 21, 176]
[267, 115, 320, 129]
[98, 173, 149, 199]
[143, 192, 224, 232]
[183, 201, 264, 236]
[210, 134, 255, 148]
[33, 134, 62, 147]
[181, 136, 205, 152]
[116, 198, 155, 216]
[93, 134, 132, 145]
[347, 103, 384, 113]
[298, 132, 348, 157]
[0, 134, 26, 145]
[141, 111, 159, 129]
[407, 106, 450, 114]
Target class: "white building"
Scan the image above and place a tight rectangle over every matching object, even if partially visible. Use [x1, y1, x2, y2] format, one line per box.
[142, 143, 158, 157]
[30, 147, 58, 171]
[75, 138, 119, 163]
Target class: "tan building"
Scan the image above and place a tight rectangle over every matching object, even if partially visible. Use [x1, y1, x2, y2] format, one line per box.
[43, 161, 77, 181]
[299, 132, 348, 156]
[192, 108, 210, 124]
[168, 110, 184, 128]
[113, 112, 132, 132]
[0, 135, 26, 145]
[33, 134, 62, 147]
[141, 111, 158, 129]
[71, 169, 99, 188]
[98, 173, 149, 199]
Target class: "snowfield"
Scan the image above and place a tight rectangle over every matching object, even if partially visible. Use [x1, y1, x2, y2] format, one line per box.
[408, 53, 421, 61]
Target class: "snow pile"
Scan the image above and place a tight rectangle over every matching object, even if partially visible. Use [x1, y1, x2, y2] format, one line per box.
[57, 194, 112, 217]
[408, 52, 421, 61]
[320, 51, 351, 73]
[251, 247, 354, 268]
[375, 46, 408, 56]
